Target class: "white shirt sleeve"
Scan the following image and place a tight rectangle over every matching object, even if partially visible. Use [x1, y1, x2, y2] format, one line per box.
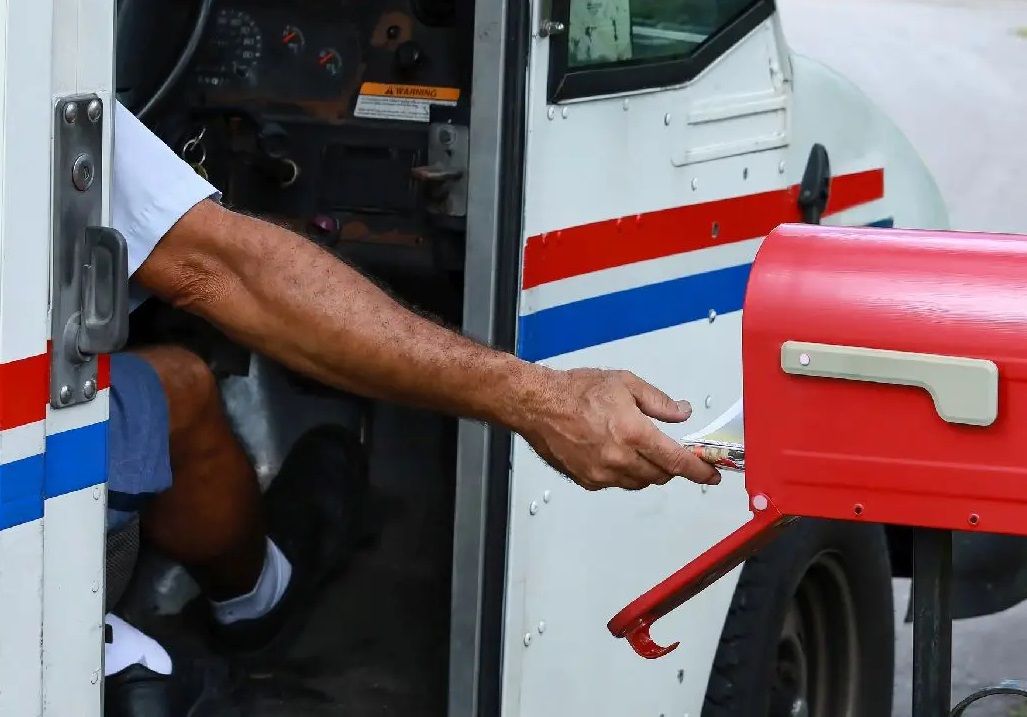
[111, 101, 220, 277]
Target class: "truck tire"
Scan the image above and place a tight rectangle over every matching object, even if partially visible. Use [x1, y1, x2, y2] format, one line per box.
[702, 519, 894, 717]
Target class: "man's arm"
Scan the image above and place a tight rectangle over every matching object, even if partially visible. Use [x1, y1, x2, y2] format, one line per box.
[135, 200, 720, 490]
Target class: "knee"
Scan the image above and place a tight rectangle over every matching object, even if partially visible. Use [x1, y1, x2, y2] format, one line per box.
[132, 345, 219, 431]
[170, 347, 218, 406]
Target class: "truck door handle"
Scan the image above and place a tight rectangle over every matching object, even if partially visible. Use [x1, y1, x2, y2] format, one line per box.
[51, 94, 127, 408]
[77, 226, 129, 356]
[798, 143, 830, 224]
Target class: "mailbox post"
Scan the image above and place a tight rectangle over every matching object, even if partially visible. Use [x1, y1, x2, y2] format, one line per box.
[913, 529, 952, 717]
[610, 225, 1027, 714]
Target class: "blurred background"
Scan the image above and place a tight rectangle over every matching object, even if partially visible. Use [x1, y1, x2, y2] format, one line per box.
[777, 1, 1027, 713]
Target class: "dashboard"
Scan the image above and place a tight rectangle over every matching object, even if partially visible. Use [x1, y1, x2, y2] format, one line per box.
[119, 0, 470, 370]
[181, 0, 466, 120]
[117, 0, 470, 252]
[189, 4, 364, 109]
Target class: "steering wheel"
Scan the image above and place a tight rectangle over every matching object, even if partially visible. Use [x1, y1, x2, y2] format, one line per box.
[115, 0, 215, 118]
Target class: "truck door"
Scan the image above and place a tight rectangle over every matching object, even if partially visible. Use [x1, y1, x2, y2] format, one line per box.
[0, 0, 118, 714]
[495, 1, 890, 714]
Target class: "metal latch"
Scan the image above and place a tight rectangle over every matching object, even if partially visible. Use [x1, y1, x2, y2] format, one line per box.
[539, 19, 566, 37]
[51, 96, 130, 409]
[411, 123, 469, 217]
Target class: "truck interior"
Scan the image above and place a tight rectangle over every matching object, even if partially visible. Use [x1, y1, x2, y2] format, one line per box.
[113, 1, 510, 714]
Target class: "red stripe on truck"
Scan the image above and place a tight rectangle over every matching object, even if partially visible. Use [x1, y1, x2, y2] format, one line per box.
[0, 349, 112, 431]
[0, 353, 48, 429]
[521, 168, 885, 290]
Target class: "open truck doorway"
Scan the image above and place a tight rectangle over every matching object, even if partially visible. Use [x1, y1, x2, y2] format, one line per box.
[115, 1, 487, 713]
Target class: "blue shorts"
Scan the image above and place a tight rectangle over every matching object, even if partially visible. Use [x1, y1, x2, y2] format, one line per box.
[107, 353, 173, 531]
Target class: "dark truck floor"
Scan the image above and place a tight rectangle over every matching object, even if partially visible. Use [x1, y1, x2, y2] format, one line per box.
[241, 404, 456, 716]
[125, 403, 457, 716]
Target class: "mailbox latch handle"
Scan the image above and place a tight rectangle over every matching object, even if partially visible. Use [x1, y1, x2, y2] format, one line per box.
[781, 341, 999, 427]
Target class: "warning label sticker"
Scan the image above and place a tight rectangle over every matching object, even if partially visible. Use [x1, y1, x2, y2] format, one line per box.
[354, 82, 460, 123]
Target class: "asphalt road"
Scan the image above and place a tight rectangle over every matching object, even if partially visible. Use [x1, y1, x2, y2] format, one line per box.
[777, 1, 1027, 714]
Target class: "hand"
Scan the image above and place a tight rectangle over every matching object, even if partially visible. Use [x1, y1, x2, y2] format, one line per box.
[513, 368, 721, 491]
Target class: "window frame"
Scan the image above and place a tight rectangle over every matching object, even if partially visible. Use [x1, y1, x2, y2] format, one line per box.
[546, 0, 777, 102]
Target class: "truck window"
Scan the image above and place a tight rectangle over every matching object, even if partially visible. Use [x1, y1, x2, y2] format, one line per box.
[549, 0, 775, 100]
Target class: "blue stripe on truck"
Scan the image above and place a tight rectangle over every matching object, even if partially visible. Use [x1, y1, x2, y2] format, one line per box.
[517, 263, 752, 362]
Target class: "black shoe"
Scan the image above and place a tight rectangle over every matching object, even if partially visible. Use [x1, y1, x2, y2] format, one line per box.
[104, 656, 243, 717]
[211, 425, 368, 656]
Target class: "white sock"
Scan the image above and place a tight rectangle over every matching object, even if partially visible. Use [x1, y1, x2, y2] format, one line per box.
[211, 537, 292, 625]
[104, 614, 173, 677]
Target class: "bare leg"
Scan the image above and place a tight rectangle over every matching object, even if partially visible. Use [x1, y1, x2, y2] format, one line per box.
[132, 345, 266, 601]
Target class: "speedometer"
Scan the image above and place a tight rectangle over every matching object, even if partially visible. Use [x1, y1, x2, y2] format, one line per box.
[193, 8, 263, 89]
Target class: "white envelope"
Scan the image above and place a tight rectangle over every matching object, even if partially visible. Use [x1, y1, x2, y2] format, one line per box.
[683, 397, 743, 445]
[682, 397, 744, 471]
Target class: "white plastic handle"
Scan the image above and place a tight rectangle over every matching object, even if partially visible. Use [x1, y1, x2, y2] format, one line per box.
[781, 341, 998, 427]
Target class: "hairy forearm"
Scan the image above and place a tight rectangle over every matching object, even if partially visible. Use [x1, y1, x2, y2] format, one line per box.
[137, 201, 549, 429]
[137, 200, 720, 490]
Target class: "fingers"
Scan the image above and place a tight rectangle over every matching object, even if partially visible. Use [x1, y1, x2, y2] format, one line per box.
[579, 446, 712, 491]
[615, 454, 674, 490]
[583, 443, 672, 490]
[527, 367, 719, 492]
[637, 425, 721, 485]
[622, 372, 692, 424]
[580, 435, 716, 491]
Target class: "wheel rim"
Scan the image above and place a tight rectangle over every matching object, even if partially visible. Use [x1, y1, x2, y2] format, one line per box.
[768, 552, 861, 717]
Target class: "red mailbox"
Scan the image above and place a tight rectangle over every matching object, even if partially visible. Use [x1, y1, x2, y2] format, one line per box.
[609, 224, 1027, 659]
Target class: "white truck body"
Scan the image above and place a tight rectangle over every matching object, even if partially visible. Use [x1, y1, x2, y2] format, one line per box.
[490, 7, 944, 715]
[0, 0, 946, 714]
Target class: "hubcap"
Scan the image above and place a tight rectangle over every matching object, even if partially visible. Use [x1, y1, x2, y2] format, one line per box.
[769, 552, 860, 717]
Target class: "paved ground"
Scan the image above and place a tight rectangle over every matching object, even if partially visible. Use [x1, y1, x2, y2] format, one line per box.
[777, 1, 1027, 714]
[778, 0, 1027, 235]
[892, 580, 1027, 716]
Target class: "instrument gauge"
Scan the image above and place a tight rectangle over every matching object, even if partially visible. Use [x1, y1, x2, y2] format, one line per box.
[317, 48, 343, 77]
[193, 8, 263, 88]
[281, 25, 305, 55]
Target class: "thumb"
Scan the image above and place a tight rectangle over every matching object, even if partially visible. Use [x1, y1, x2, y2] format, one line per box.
[627, 376, 691, 423]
